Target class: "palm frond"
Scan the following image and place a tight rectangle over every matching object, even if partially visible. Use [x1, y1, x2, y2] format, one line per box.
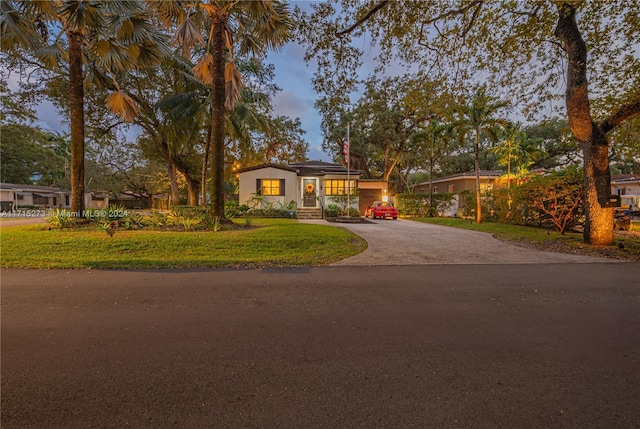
[35, 42, 68, 71]
[225, 61, 243, 111]
[172, 17, 204, 57]
[106, 90, 139, 123]
[146, 0, 188, 26]
[192, 53, 214, 85]
[84, 64, 115, 89]
[0, 1, 41, 50]
[59, 0, 105, 32]
[92, 39, 133, 71]
[130, 42, 166, 69]
[102, 0, 139, 16]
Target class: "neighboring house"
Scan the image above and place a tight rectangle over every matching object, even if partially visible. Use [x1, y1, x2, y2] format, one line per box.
[1, 183, 69, 211]
[611, 174, 640, 196]
[111, 191, 152, 209]
[237, 161, 389, 218]
[414, 171, 504, 195]
[0, 183, 108, 212]
[612, 174, 640, 209]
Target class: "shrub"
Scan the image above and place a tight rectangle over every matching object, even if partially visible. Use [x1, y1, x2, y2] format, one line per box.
[146, 211, 169, 229]
[324, 204, 341, 218]
[517, 167, 584, 234]
[395, 192, 455, 217]
[171, 205, 208, 218]
[168, 207, 206, 231]
[47, 209, 74, 229]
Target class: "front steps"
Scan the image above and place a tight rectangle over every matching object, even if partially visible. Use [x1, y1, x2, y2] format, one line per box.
[296, 208, 323, 220]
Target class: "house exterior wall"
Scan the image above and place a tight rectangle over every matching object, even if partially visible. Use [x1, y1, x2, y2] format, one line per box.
[320, 174, 359, 210]
[612, 181, 640, 197]
[415, 177, 496, 194]
[85, 194, 109, 209]
[239, 167, 297, 208]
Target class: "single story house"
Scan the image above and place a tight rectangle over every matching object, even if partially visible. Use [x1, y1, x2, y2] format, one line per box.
[414, 170, 504, 195]
[612, 174, 640, 196]
[612, 174, 640, 209]
[0, 183, 109, 212]
[237, 161, 388, 218]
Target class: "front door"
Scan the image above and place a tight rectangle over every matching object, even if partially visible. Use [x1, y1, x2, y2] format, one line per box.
[303, 178, 317, 207]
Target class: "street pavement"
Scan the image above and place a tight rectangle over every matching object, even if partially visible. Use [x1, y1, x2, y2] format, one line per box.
[2, 264, 639, 428]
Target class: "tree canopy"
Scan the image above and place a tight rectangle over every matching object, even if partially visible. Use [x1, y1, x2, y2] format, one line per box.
[298, 0, 640, 244]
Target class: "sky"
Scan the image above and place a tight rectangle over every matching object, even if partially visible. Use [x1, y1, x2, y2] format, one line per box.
[265, 39, 327, 161]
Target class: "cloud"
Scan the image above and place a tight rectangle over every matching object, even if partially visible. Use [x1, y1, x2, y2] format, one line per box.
[271, 90, 311, 118]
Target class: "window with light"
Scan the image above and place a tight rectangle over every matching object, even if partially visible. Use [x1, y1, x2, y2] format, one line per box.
[325, 179, 356, 196]
[260, 179, 283, 196]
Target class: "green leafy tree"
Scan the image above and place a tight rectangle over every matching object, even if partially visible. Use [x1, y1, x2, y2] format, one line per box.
[517, 167, 584, 235]
[525, 118, 580, 169]
[249, 116, 308, 165]
[490, 123, 545, 188]
[452, 86, 511, 223]
[410, 120, 454, 213]
[2, 0, 169, 214]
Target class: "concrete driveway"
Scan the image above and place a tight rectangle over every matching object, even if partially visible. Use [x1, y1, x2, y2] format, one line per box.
[301, 218, 617, 265]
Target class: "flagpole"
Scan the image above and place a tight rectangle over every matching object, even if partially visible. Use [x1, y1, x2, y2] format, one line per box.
[347, 123, 350, 218]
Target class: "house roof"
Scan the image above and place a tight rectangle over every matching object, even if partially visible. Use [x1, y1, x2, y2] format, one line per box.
[236, 163, 298, 174]
[238, 161, 361, 177]
[415, 170, 503, 187]
[612, 174, 640, 184]
[289, 161, 360, 176]
[0, 182, 66, 193]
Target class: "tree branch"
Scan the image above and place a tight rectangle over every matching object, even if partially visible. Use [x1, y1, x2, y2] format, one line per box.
[335, 0, 389, 38]
[600, 97, 640, 134]
[422, 1, 482, 26]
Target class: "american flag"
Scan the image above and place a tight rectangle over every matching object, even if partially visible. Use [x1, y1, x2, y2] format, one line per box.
[343, 139, 349, 164]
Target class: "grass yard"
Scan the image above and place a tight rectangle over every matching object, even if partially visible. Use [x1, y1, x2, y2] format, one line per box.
[0, 219, 367, 269]
[411, 217, 640, 261]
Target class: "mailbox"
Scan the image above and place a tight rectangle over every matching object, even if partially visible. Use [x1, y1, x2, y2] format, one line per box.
[599, 195, 621, 208]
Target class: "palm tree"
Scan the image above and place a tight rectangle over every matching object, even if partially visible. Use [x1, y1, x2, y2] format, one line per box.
[490, 123, 545, 188]
[453, 86, 511, 223]
[155, 56, 274, 206]
[150, 0, 291, 219]
[411, 119, 452, 216]
[2, 1, 169, 215]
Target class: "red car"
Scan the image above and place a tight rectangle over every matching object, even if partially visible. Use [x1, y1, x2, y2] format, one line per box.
[365, 201, 398, 220]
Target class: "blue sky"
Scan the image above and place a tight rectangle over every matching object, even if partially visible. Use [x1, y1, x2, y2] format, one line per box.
[266, 39, 328, 161]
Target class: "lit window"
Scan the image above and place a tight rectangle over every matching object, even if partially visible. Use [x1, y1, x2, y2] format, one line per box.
[325, 179, 356, 196]
[259, 179, 284, 196]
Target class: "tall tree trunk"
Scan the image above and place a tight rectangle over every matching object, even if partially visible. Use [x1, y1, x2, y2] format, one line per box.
[68, 31, 85, 216]
[209, 17, 227, 219]
[474, 129, 482, 224]
[429, 152, 434, 217]
[582, 128, 613, 244]
[555, 3, 613, 245]
[201, 118, 212, 206]
[185, 175, 200, 206]
[167, 163, 180, 208]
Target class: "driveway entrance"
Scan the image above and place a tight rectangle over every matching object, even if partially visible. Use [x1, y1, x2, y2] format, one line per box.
[301, 218, 617, 265]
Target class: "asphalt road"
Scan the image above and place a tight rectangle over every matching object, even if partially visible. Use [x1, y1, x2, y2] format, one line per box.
[2, 265, 639, 429]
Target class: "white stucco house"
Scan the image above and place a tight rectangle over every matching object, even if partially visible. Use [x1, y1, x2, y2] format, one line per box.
[237, 161, 367, 219]
[612, 174, 640, 209]
[0, 183, 109, 212]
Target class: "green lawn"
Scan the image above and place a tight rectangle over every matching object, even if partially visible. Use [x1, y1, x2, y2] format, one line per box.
[411, 217, 640, 260]
[0, 219, 367, 269]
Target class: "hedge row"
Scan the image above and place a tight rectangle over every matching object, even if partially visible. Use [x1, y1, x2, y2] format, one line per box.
[395, 192, 455, 217]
